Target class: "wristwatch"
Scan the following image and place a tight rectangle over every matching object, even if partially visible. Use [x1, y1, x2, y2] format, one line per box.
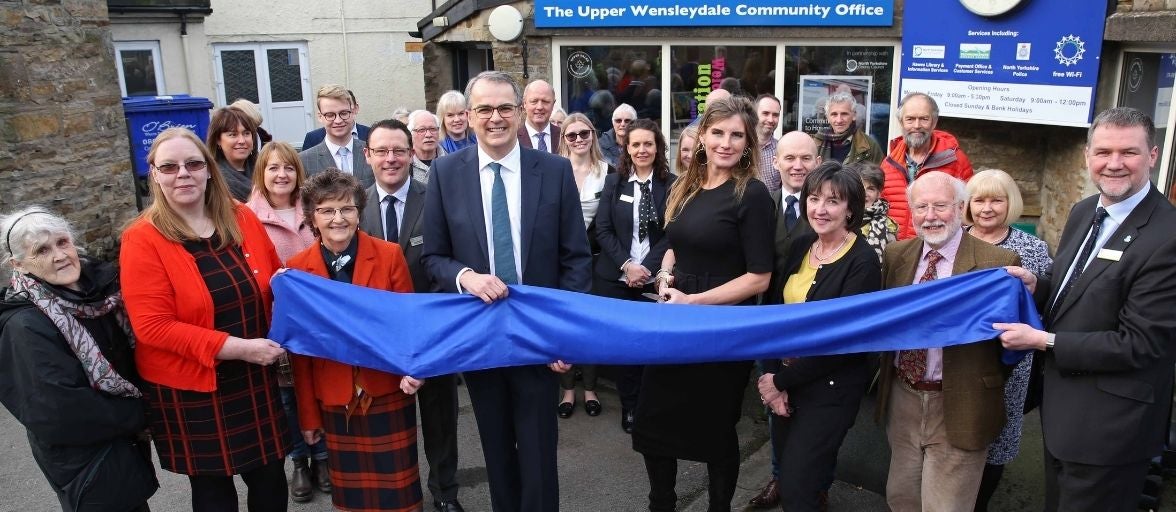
[1044, 332, 1056, 350]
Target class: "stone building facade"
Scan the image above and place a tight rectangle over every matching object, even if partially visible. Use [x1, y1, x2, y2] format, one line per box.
[1, 0, 136, 261]
[417, 0, 1176, 249]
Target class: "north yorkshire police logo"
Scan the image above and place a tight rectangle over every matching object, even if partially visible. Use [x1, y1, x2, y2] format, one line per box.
[568, 51, 593, 79]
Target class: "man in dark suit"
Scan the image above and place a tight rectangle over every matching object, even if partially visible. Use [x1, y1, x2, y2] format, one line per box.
[301, 88, 370, 149]
[997, 107, 1176, 511]
[750, 129, 821, 509]
[300, 84, 374, 189]
[878, 171, 1019, 512]
[358, 119, 464, 512]
[422, 71, 592, 512]
[516, 79, 561, 154]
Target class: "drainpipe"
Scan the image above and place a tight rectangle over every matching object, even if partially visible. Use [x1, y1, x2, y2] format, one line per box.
[179, 12, 194, 94]
[340, 0, 351, 87]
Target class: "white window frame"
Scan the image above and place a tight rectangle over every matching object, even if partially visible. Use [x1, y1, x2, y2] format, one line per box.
[550, 38, 903, 143]
[114, 41, 166, 97]
[1112, 46, 1176, 194]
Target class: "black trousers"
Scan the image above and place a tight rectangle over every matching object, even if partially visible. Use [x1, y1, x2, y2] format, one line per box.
[465, 365, 559, 512]
[643, 452, 740, 512]
[188, 458, 287, 512]
[771, 383, 864, 512]
[418, 372, 461, 502]
[1044, 446, 1150, 512]
[592, 276, 652, 411]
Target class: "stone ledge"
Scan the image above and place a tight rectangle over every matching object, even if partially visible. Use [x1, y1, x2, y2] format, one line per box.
[1105, 10, 1176, 42]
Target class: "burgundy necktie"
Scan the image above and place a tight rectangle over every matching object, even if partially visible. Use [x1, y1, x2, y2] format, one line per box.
[898, 250, 943, 384]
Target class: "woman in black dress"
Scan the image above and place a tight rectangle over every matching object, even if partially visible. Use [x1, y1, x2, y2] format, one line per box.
[636, 97, 776, 512]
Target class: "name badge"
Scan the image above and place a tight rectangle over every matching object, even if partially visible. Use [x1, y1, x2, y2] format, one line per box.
[620, 194, 635, 203]
[1096, 248, 1122, 261]
[410, 235, 424, 247]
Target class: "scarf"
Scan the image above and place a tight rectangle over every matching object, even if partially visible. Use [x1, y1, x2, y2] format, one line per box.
[816, 121, 856, 157]
[860, 198, 897, 260]
[8, 272, 141, 398]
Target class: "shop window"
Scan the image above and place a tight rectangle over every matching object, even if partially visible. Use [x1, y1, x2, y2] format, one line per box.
[784, 46, 895, 150]
[559, 46, 663, 134]
[114, 41, 165, 97]
[665, 46, 776, 136]
[1117, 52, 1175, 196]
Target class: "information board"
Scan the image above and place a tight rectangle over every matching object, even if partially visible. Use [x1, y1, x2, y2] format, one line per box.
[900, 0, 1106, 126]
[535, 0, 893, 28]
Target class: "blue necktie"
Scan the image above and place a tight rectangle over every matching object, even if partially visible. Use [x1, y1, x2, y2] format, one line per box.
[489, 162, 519, 284]
[384, 196, 399, 242]
[784, 195, 799, 230]
[536, 132, 548, 152]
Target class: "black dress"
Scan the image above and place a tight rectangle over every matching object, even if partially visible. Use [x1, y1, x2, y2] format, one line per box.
[632, 178, 775, 462]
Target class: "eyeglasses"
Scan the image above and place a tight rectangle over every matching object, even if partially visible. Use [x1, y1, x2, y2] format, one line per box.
[412, 127, 440, 135]
[471, 104, 518, 119]
[614, 118, 634, 125]
[564, 130, 594, 142]
[912, 202, 958, 215]
[367, 147, 411, 158]
[314, 206, 359, 219]
[153, 160, 207, 174]
[320, 110, 353, 121]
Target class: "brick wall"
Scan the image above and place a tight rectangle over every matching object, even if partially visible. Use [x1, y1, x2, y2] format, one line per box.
[0, 0, 135, 261]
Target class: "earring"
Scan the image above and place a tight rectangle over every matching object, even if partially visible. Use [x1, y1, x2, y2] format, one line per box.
[739, 149, 753, 171]
[694, 147, 708, 165]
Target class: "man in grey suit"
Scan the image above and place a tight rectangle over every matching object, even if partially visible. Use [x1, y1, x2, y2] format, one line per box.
[300, 83, 374, 189]
[422, 70, 592, 512]
[750, 130, 821, 510]
[997, 107, 1176, 511]
[358, 118, 465, 512]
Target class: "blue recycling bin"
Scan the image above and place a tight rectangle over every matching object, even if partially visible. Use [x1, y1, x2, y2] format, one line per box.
[122, 95, 213, 177]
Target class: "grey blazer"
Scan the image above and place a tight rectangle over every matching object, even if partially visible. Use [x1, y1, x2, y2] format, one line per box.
[359, 180, 430, 292]
[299, 139, 375, 189]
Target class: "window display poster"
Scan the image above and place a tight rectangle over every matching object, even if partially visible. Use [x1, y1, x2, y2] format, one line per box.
[1156, 54, 1175, 129]
[536, 0, 893, 28]
[798, 76, 872, 135]
[900, 0, 1106, 126]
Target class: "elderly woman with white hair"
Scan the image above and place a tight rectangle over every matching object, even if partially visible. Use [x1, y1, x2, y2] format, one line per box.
[0, 207, 158, 512]
[436, 90, 478, 154]
[599, 103, 637, 167]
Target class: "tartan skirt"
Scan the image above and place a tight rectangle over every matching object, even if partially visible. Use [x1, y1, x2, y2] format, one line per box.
[144, 359, 289, 476]
[321, 391, 422, 512]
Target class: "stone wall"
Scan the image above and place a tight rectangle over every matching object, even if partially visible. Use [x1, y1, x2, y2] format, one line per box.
[0, 0, 135, 261]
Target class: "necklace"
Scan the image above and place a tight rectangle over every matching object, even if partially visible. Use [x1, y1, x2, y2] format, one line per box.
[813, 232, 851, 262]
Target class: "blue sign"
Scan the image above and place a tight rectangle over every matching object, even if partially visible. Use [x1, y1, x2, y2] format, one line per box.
[900, 0, 1106, 126]
[534, 0, 893, 28]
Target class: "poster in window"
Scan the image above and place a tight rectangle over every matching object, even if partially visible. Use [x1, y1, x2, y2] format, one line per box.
[797, 76, 872, 135]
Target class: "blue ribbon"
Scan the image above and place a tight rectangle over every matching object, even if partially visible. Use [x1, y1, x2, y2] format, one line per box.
[269, 268, 1041, 378]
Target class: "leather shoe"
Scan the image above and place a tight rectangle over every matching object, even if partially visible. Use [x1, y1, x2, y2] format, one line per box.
[584, 399, 602, 417]
[558, 401, 575, 418]
[290, 457, 312, 503]
[434, 499, 466, 512]
[747, 478, 779, 508]
[621, 409, 634, 433]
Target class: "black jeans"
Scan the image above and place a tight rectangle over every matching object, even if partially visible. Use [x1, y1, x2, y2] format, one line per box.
[188, 459, 288, 512]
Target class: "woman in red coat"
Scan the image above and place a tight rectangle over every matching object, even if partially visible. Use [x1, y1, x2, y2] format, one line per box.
[286, 169, 424, 512]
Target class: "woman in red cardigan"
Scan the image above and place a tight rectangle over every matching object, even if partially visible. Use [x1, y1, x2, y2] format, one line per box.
[120, 127, 290, 512]
[286, 169, 424, 512]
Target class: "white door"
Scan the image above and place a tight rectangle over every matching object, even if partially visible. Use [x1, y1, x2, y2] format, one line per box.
[214, 42, 313, 146]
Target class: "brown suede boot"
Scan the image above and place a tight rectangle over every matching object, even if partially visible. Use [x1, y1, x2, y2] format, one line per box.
[311, 457, 333, 493]
[290, 457, 312, 503]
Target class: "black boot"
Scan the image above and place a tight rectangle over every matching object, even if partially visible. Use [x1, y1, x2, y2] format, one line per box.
[290, 457, 312, 503]
[311, 457, 333, 493]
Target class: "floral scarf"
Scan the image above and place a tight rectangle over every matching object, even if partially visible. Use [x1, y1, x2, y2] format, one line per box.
[860, 198, 898, 261]
[8, 272, 141, 398]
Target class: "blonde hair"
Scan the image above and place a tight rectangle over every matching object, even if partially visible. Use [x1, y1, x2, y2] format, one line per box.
[252, 142, 306, 208]
[665, 97, 760, 224]
[965, 168, 1024, 225]
[229, 98, 263, 126]
[557, 113, 605, 171]
[675, 125, 699, 173]
[137, 128, 242, 249]
[315, 84, 352, 110]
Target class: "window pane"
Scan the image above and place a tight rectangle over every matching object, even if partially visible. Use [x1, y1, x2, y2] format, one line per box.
[785, 46, 895, 150]
[267, 49, 303, 103]
[559, 46, 663, 135]
[668, 46, 776, 136]
[119, 49, 159, 97]
[1118, 52, 1174, 190]
[221, 50, 259, 104]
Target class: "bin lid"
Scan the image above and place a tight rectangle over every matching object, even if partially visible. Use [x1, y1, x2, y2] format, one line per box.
[122, 94, 214, 113]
